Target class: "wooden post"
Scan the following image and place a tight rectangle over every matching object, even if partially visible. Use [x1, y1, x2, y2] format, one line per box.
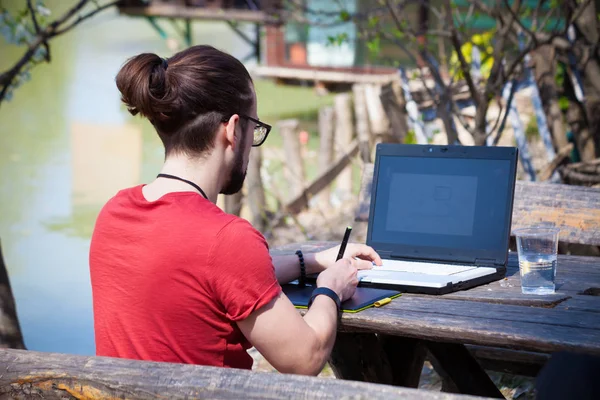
[246, 147, 267, 232]
[334, 93, 354, 200]
[380, 80, 409, 143]
[318, 106, 335, 209]
[364, 83, 390, 144]
[224, 192, 243, 217]
[279, 119, 304, 201]
[353, 84, 372, 163]
[0, 238, 26, 349]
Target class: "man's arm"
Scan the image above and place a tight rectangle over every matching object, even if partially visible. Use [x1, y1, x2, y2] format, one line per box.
[272, 244, 382, 284]
[237, 258, 358, 376]
[237, 291, 338, 375]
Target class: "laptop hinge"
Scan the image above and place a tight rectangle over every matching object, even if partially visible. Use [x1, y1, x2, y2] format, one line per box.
[475, 258, 500, 267]
[389, 253, 474, 265]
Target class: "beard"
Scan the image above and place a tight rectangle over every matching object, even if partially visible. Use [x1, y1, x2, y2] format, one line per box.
[220, 142, 247, 195]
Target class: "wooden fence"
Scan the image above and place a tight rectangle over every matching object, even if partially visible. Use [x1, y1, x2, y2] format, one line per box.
[220, 80, 410, 234]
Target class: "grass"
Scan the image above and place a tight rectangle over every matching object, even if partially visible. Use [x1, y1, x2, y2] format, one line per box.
[254, 79, 336, 149]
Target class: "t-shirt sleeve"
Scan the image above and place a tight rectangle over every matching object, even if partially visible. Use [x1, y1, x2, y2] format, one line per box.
[208, 218, 281, 322]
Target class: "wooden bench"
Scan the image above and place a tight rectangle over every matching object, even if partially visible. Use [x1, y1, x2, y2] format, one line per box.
[354, 162, 600, 377]
[0, 348, 492, 399]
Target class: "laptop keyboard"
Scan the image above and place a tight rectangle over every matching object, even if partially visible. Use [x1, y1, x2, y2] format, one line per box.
[375, 259, 477, 276]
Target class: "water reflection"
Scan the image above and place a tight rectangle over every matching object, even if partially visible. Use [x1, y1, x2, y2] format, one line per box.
[0, 4, 252, 355]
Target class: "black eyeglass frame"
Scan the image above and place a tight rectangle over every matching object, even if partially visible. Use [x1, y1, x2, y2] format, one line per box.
[222, 114, 272, 147]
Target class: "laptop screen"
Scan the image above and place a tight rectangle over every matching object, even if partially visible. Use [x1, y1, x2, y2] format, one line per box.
[370, 154, 513, 259]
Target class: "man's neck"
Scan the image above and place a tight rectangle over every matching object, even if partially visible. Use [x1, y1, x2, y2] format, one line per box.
[144, 154, 225, 204]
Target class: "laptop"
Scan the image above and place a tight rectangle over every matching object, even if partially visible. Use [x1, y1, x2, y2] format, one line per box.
[358, 143, 518, 295]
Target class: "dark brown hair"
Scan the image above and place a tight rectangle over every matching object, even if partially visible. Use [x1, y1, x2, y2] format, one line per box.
[115, 45, 254, 156]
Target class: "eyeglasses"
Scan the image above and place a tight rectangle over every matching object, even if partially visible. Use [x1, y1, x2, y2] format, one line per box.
[222, 114, 271, 147]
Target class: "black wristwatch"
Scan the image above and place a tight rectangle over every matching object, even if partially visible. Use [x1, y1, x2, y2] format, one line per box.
[308, 287, 342, 317]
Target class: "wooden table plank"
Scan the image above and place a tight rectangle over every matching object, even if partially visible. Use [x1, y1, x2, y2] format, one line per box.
[335, 305, 600, 356]
[382, 296, 600, 330]
[0, 349, 489, 400]
[555, 295, 600, 312]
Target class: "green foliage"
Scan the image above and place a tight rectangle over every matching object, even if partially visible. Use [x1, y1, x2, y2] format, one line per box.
[0, 1, 52, 101]
[366, 35, 381, 58]
[558, 96, 570, 111]
[327, 32, 349, 47]
[449, 31, 495, 81]
[555, 62, 566, 88]
[339, 10, 351, 22]
[393, 28, 404, 39]
[368, 16, 379, 29]
[525, 116, 538, 140]
[405, 129, 417, 144]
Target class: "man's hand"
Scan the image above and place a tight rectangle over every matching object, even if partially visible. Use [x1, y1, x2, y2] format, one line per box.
[316, 258, 359, 302]
[313, 243, 382, 272]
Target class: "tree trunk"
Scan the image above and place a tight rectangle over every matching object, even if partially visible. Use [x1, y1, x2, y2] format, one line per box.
[573, 0, 600, 159]
[566, 98, 596, 161]
[379, 81, 408, 143]
[532, 45, 569, 151]
[0, 238, 26, 349]
[473, 101, 489, 146]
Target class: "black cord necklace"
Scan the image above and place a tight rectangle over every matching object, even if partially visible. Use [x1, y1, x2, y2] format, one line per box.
[157, 173, 208, 200]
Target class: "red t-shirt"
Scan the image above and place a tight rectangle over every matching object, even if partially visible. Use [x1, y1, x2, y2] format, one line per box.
[89, 185, 281, 369]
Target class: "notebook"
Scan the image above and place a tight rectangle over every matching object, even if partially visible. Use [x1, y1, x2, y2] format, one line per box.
[357, 143, 519, 295]
[282, 283, 401, 313]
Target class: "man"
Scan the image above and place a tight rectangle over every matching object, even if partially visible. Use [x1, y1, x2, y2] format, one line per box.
[89, 45, 382, 375]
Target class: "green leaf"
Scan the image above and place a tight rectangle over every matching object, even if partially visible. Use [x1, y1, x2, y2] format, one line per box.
[368, 16, 379, 29]
[327, 32, 349, 47]
[393, 28, 404, 39]
[366, 36, 381, 56]
[340, 10, 351, 22]
[405, 130, 417, 144]
[558, 96, 569, 111]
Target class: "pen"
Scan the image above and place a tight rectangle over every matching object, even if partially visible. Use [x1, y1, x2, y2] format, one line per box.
[336, 226, 352, 261]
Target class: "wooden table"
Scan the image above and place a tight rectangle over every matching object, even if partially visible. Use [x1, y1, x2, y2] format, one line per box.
[271, 241, 600, 399]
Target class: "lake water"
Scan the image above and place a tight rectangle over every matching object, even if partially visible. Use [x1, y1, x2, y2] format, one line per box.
[0, 3, 254, 355]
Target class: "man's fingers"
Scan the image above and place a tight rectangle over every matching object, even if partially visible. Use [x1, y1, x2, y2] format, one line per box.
[352, 244, 383, 266]
[354, 258, 374, 270]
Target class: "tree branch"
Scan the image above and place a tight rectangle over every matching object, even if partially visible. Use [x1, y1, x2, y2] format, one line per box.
[503, 0, 536, 45]
[487, 97, 505, 136]
[0, 0, 121, 105]
[27, 0, 50, 62]
[444, 0, 480, 107]
[54, 1, 122, 36]
[492, 79, 518, 146]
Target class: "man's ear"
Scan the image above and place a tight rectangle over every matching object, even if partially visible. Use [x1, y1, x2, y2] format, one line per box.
[224, 114, 240, 151]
